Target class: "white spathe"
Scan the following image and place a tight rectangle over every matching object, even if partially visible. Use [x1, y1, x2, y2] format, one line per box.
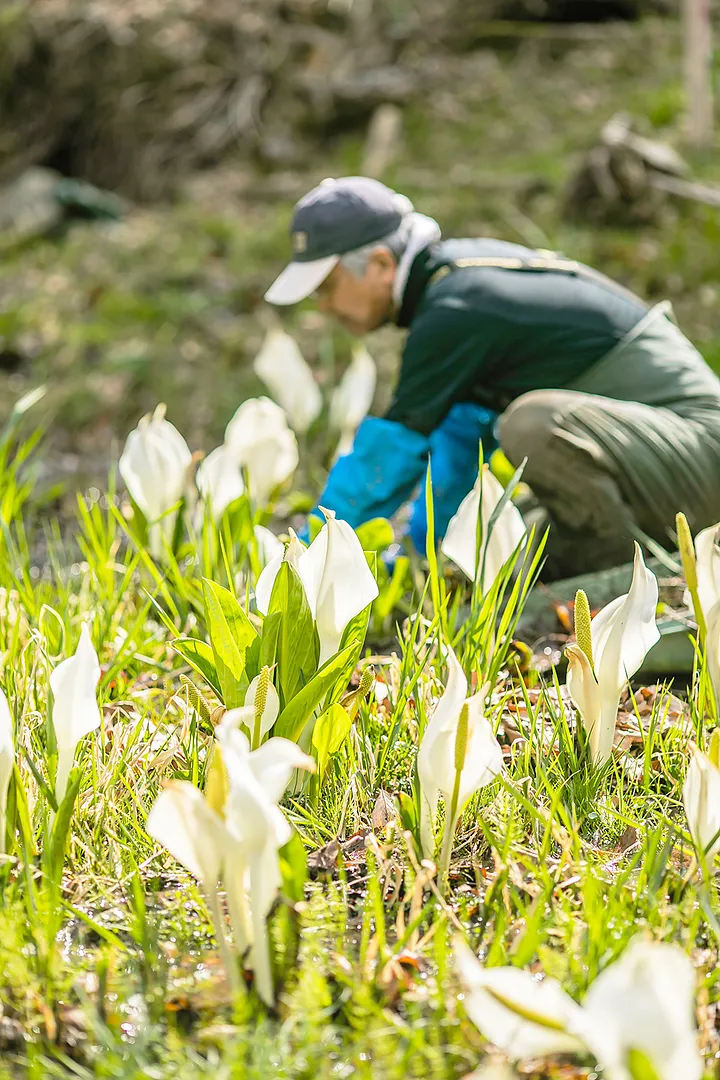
[224, 397, 299, 509]
[146, 728, 314, 1006]
[298, 509, 379, 664]
[255, 528, 306, 615]
[329, 344, 377, 456]
[254, 525, 284, 568]
[222, 673, 281, 742]
[252, 328, 322, 435]
[119, 404, 192, 557]
[146, 780, 227, 889]
[256, 513, 377, 664]
[580, 939, 702, 1080]
[688, 521, 720, 620]
[683, 742, 720, 862]
[705, 599, 720, 710]
[49, 624, 102, 805]
[417, 648, 503, 858]
[196, 444, 245, 522]
[0, 688, 14, 854]
[566, 543, 659, 766]
[441, 465, 526, 593]
[455, 938, 586, 1060]
[455, 937, 702, 1080]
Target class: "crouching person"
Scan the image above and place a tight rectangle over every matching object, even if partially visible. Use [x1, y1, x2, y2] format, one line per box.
[265, 176, 720, 578]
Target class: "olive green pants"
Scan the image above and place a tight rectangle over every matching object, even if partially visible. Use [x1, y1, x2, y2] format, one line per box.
[499, 302, 720, 578]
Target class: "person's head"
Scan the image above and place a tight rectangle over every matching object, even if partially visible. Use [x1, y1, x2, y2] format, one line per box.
[264, 177, 414, 336]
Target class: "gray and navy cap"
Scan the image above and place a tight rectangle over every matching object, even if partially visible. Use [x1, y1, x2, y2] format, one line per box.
[265, 176, 412, 306]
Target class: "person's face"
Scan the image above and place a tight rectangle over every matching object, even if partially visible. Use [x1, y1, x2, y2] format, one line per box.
[314, 249, 396, 336]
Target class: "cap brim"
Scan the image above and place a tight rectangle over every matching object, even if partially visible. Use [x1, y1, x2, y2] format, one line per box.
[264, 255, 339, 306]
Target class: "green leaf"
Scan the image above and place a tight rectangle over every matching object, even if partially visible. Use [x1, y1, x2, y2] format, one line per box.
[274, 644, 357, 743]
[397, 791, 418, 835]
[312, 702, 352, 779]
[266, 563, 319, 708]
[48, 766, 83, 884]
[375, 555, 410, 621]
[6, 761, 35, 858]
[172, 637, 222, 697]
[355, 518, 394, 553]
[279, 831, 308, 906]
[244, 631, 262, 685]
[202, 578, 257, 708]
[259, 610, 282, 673]
[329, 593, 373, 699]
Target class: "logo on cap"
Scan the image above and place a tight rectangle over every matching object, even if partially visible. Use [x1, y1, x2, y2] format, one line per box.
[292, 231, 308, 254]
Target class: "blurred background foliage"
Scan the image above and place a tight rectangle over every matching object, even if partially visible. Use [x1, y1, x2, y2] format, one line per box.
[0, 0, 718, 504]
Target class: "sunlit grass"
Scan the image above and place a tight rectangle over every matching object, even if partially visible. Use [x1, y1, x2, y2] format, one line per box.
[0, 417, 716, 1080]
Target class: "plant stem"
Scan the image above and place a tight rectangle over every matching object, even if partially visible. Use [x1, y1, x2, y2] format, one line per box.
[205, 886, 242, 1000]
[438, 703, 469, 889]
[250, 861, 274, 1006]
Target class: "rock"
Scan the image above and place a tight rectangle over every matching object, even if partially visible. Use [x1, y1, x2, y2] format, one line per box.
[0, 168, 63, 241]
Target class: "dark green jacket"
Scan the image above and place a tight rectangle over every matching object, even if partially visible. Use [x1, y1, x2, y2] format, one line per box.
[386, 238, 648, 435]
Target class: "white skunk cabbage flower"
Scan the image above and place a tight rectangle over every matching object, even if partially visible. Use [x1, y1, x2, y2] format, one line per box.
[49, 624, 102, 806]
[455, 938, 586, 1060]
[442, 465, 526, 593]
[677, 517, 720, 705]
[222, 667, 281, 746]
[252, 328, 322, 435]
[298, 508, 379, 664]
[255, 528, 306, 615]
[580, 939, 702, 1080]
[119, 404, 192, 557]
[146, 780, 227, 891]
[330, 344, 377, 456]
[217, 723, 315, 1005]
[705, 602, 720, 712]
[224, 397, 299, 510]
[417, 648, 502, 859]
[686, 521, 720, 620]
[0, 689, 14, 854]
[196, 444, 245, 522]
[683, 736, 720, 863]
[566, 543, 659, 766]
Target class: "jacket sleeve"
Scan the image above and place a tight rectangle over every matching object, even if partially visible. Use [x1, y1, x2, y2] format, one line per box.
[307, 415, 429, 532]
[385, 300, 497, 436]
[407, 402, 499, 552]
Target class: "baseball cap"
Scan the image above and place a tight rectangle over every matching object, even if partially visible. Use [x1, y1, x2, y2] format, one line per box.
[265, 176, 411, 306]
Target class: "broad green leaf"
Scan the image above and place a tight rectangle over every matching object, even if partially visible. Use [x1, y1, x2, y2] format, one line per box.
[172, 637, 221, 697]
[397, 791, 419, 835]
[244, 630, 262, 684]
[274, 644, 357, 743]
[355, 518, 394, 553]
[259, 610, 282, 673]
[202, 578, 257, 708]
[329, 591, 373, 700]
[266, 563, 319, 707]
[6, 761, 35, 858]
[312, 702, 352, 779]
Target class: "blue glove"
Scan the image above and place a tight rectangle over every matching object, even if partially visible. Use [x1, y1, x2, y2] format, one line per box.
[408, 403, 499, 553]
[306, 416, 429, 534]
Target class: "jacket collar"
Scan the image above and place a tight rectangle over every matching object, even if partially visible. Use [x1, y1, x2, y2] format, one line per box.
[396, 242, 444, 328]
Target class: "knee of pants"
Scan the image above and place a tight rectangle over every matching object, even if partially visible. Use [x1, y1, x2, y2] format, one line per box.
[498, 389, 564, 467]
